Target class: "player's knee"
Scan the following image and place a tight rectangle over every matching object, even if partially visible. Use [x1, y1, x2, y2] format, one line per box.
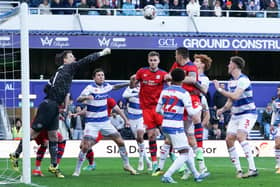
[32, 123, 44, 132]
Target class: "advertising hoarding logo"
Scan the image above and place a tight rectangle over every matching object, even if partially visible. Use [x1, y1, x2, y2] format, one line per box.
[40, 36, 70, 48]
[0, 36, 12, 47]
[98, 37, 127, 48]
[158, 38, 177, 48]
[40, 36, 53, 46]
[98, 37, 111, 47]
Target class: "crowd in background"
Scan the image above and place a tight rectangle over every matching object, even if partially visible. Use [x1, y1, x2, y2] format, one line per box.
[6, 0, 280, 17]
[11, 89, 277, 141]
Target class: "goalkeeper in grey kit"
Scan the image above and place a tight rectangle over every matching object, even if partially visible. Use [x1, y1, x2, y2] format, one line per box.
[9, 48, 111, 178]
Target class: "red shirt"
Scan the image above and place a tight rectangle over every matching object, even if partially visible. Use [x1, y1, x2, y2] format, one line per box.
[107, 98, 117, 115]
[170, 61, 199, 94]
[136, 67, 167, 109]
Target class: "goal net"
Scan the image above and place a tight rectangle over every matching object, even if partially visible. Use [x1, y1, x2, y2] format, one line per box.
[0, 1, 31, 185]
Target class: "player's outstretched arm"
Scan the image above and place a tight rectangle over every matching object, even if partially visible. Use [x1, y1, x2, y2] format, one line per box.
[112, 82, 129, 90]
[99, 48, 111, 57]
[72, 48, 111, 71]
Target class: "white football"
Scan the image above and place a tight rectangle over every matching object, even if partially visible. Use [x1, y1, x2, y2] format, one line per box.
[143, 5, 157, 20]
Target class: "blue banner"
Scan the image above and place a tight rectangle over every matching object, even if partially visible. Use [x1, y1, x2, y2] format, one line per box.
[1, 34, 280, 51]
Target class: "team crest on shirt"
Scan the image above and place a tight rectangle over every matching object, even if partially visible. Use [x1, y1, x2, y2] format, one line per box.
[156, 75, 161, 79]
[144, 74, 147, 77]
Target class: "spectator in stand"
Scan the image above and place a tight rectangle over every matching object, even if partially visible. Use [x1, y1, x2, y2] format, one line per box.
[38, 0, 52, 14]
[77, 0, 90, 15]
[117, 100, 125, 112]
[12, 118, 23, 140]
[154, 0, 165, 16]
[122, 0, 136, 15]
[186, 0, 201, 16]
[208, 122, 222, 140]
[169, 0, 183, 16]
[162, 0, 170, 16]
[247, 0, 259, 17]
[266, 0, 278, 17]
[51, 0, 64, 14]
[213, 83, 227, 109]
[99, 0, 113, 15]
[88, 0, 100, 15]
[261, 103, 272, 139]
[223, 0, 233, 16]
[64, 0, 76, 14]
[213, 82, 231, 128]
[200, 0, 213, 16]
[214, 0, 223, 16]
[142, 0, 155, 8]
[232, 1, 247, 17]
[110, 110, 125, 132]
[70, 105, 85, 140]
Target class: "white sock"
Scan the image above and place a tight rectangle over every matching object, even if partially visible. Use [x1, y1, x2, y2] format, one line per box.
[275, 149, 280, 168]
[75, 151, 86, 173]
[158, 144, 170, 170]
[198, 159, 207, 172]
[228, 146, 242, 171]
[185, 148, 200, 178]
[138, 143, 145, 161]
[240, 141, 256, 170]
[164, 153, 188, 178]
[119, 146, 129, 166]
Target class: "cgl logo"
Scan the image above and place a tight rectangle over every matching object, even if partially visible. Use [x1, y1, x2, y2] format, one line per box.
[98, 37, 111, 47]
[158, 38, 177, 48]
[40, 36, 53, 46]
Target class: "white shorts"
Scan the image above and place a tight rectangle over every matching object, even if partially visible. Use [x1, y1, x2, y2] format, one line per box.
[129, 118, 145, 138]
[184, 118, 194, 136]
[227, 114, 257, 135]
[84, 121, 118, 139]
[164, 132, 189, 151]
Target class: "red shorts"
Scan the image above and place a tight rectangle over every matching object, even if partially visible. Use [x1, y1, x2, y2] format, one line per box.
[143, 108, 163, 130]
[95, 131, 103, 143]
[35, 130, 63, 145]
[191, 95, 201, 109]
[183, 95, 201, 120]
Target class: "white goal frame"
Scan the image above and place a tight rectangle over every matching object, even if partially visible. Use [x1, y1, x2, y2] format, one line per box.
[20, 2, 31, 184]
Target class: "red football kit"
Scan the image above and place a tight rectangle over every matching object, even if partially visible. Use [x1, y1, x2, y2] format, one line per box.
[136, 67, 167, 129]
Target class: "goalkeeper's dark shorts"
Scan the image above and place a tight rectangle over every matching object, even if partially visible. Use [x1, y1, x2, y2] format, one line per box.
[32, 99, 59, 132]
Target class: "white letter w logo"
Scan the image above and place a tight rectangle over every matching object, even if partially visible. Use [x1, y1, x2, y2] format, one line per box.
[98, 37, 110, 47]
[40, 36, 53, 46]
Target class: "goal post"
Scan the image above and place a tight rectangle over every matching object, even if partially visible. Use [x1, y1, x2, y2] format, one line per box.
[20, 2, 31, 184]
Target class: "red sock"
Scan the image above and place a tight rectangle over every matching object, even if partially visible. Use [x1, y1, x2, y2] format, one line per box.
[86, 149, 94, 165]
[149, 140, 157, 162]
[194, 123, 203, 148]
[36, 145, 47, 167]
[57, 140, 66, 164]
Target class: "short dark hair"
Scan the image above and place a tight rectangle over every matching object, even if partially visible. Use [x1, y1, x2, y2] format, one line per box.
[92, 68, 104, 77]
[171, 68, 185, 82]
[230, 56, 245, 69]
[176, 47, 189, 59]
[15, 118, 22, 124]
[148, 51, 160, 58]
[55, 50, 72, 66]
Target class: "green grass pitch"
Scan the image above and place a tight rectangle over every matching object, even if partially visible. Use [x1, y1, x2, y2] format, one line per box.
[2, 157, 280, 187]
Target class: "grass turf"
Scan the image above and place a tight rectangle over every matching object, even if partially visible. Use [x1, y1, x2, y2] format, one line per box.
[1, 157, 279, 187]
